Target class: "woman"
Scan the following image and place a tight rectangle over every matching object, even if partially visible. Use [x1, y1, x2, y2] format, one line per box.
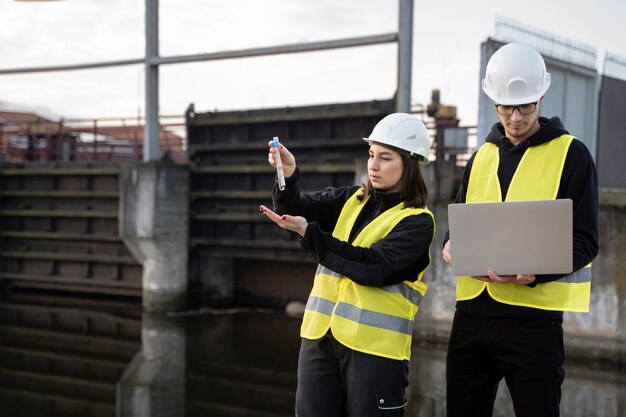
[260, 113, 435, 417]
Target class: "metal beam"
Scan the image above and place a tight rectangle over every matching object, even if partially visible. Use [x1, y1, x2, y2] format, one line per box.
[151, 33, 398, 65]
[144, 0, 160, 161]
[397, 0, 414, 113]
[0, 59, 143, 75]
[0, 34, 398, 75]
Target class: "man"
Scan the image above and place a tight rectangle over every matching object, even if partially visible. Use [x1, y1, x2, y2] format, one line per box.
[442, 42, 599, 417]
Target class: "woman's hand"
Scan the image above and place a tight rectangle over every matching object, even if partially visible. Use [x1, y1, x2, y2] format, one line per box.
[259, 205, 308, 237]
[267, 140, 297, 178]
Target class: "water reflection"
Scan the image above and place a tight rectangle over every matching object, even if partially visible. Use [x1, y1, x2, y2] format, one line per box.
[117, 314, 186, 417]
[0, 292, 142, 417]
[1, 293, 625, 417]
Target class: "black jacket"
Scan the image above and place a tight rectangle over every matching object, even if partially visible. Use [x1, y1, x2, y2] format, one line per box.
[446, 116, 599, 317]
[273, 168, 434, 287]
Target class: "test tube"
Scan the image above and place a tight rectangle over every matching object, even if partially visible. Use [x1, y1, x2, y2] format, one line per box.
[272, 136, 286, 191]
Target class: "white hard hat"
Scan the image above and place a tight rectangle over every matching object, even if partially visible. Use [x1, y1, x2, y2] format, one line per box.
[482, 43, 551, 105]
[363, 113, 431, 164]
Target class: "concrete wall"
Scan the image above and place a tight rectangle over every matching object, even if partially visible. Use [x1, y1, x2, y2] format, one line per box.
[119, 162, 189, 313]
[596, 75, 626, 189]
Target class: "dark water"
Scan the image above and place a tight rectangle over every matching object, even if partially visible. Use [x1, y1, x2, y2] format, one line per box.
[1, 292, 625, 417]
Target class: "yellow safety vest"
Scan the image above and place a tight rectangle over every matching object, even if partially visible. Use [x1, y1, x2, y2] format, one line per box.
[300, 189, 435, 361]
[456, 134, 592, 312]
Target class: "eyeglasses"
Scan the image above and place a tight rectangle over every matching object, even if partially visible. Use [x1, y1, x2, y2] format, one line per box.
[495, 102, 538, 116]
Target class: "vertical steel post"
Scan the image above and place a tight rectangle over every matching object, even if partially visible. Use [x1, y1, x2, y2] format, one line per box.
[144, 0, 160, 161]
[397, 0, 414, 113]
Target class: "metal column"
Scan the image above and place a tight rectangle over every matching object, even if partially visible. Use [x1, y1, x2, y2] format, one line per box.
[144, 0, 160, 161]
[397, 0, 414, 113]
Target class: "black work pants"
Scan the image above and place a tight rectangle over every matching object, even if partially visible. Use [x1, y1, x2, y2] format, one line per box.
[296, 332, 409, 417]
[446, 311, 565, 417]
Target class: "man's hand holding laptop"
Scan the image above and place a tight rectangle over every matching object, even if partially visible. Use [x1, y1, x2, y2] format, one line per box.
[442, 241, 536, 285]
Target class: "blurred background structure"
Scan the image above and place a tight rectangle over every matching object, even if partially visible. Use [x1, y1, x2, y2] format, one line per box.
[1, 1, 625, 416]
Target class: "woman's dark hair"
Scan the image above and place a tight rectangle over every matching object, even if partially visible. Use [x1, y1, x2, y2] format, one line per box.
[358, 153, 428, 208]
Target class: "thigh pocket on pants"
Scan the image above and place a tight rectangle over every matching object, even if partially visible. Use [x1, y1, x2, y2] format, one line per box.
[376, 391, 407, 415]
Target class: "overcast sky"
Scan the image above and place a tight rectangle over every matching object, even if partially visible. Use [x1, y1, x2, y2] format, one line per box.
[1, 0, 625, 126]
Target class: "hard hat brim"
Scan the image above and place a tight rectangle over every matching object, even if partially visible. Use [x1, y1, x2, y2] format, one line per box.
[364, 138, 430, 165]
[485, 90, 548, 106]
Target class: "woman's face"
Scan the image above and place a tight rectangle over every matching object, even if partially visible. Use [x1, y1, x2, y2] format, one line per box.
[367, 144, 404, 192]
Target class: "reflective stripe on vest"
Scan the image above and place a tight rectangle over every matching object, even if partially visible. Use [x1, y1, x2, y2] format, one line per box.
[300, 189, 434, 360]
[457, 134, 592, 312]
[334, 302, 414, 335]
[315, 265, 426, 306]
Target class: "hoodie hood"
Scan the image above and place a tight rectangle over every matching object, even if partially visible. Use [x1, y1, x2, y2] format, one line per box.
[486, 116, 570, 153]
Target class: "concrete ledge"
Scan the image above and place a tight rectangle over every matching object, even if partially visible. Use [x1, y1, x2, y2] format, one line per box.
[600, 188, 626, 209]
[413, 319, 626, 367]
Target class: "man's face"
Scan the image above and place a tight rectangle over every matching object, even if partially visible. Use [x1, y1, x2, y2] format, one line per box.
[495, 98, 543, 143]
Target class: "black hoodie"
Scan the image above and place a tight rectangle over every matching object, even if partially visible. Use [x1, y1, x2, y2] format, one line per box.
[445, 116, 599, 318]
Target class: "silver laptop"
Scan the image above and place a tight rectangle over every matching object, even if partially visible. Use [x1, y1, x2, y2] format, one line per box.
[447, 199, 573, 276]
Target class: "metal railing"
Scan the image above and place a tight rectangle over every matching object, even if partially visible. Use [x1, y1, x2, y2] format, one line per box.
[494, 15, 597, 69]
[0, 115, 186, 164]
